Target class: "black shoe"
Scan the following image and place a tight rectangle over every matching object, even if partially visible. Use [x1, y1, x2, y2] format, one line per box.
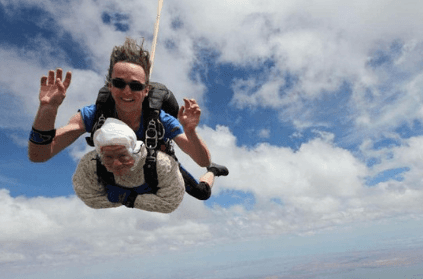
[207, 163, 229, 177]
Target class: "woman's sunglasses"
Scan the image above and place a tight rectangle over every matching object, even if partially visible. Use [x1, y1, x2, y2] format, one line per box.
[111, 78, 147, 91]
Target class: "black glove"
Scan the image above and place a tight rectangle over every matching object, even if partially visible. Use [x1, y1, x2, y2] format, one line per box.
[105, 184, 137, 208]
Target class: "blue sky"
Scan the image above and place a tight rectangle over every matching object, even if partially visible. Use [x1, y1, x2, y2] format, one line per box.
[1, 0, 423, 278]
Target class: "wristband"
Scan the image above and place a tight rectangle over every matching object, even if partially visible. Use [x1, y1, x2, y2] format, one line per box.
[29, 127, 56, 145]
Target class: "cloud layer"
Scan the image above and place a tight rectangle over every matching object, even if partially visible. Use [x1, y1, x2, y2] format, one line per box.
[3, 126, 423, 272]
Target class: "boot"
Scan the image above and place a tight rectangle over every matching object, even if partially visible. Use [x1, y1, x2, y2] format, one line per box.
[207, 163, 229, 177]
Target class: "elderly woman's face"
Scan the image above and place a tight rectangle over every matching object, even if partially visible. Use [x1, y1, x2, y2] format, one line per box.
[101, 145, 135, 176]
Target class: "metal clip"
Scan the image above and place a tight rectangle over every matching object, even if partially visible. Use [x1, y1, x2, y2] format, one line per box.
[145, 120, 158, 149]
[93, 114, 107, 131]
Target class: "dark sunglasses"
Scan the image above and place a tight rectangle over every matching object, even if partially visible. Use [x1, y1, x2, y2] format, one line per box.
[111, 78, 147, 91]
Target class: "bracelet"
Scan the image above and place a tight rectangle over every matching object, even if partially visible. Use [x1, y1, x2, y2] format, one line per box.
[29, 127, 56, 145]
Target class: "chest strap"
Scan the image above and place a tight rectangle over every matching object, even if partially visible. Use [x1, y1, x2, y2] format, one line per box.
[105, 183, 153, 208]
[94, 157, 158, 208]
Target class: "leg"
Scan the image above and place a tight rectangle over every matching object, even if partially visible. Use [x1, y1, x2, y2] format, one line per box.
[179, 165, 211, 200]
[179, 163, 229, 201]
[199, 171, 215, 188]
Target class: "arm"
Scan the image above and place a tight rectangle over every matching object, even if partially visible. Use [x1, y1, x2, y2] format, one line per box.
[174, 131, 211, 167]
[72, 151, 122, 209]
[133, 152, 185, 213]
[29, 112, 86, 162]
[28, 69, 86, 162]
[173, 99, 211, 167]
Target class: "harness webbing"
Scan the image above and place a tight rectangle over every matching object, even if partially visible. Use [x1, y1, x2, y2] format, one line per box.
[95, 156, 158, 208]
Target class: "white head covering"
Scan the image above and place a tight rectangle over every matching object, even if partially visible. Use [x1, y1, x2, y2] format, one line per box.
[93, 118, 145, 165]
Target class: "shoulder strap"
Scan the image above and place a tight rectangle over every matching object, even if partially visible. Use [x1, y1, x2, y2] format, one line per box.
[147, 82, 179, 118]
[141, 82, 180, 190]
[85, 86, 116, 147]
[95, 155, 116, 186]
[142, 107, 162, 191]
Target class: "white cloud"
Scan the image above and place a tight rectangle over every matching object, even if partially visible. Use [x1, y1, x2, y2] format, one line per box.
[259, 128, 270, 139]
[8, 134, 28, 148]
[184, 125, 423, 224]
[0, 188, 213, 269]
[195, 0, 423, 136]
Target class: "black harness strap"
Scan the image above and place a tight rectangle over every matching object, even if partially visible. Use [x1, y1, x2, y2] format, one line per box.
[142, 108, 164, 190]
[146, 82, 179, 119]
[94, 157, 157, 208]
[86, 86, 116, 147]
[141, 82, 178, 190]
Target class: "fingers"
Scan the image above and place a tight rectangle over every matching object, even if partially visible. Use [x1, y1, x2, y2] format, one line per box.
[183, 98, 198, 107]
[47, 70, 55, 85]
[179, 98, 201, 121]
[40, 76, 48, 86]
[41, 68, 72, 89]
[183, 98, 190, 106]
[178, 105, 185, 118]
[56, 68, 63, 82]
[183, 98, 200, 110]
[183, 98, 201, 114]
[63, 71, 72, 89]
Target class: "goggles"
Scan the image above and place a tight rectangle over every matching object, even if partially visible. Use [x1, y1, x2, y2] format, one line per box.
[102, 153, 134, 166]
[111, 78, 147, 91]
[101, 146, 134, 166]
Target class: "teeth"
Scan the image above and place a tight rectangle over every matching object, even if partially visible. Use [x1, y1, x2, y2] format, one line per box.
[122, 98, 133, 102]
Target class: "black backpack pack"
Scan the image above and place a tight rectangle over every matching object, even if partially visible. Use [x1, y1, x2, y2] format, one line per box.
[85, 82, 180, 204]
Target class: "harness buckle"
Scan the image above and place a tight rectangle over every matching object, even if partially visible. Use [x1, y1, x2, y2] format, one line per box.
[145, 120, 158, 149]
[92, 114, 107, 132]
[156, 120, 165, 140]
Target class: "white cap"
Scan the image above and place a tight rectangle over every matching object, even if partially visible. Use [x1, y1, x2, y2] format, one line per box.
[93, 118, 144, 159]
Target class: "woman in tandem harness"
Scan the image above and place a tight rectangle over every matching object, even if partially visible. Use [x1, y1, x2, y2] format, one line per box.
[73, 118, 185, 213]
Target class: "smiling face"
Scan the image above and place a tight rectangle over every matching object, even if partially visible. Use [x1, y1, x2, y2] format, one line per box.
[100, 145, 135, 176]
[109, 62, 149, 114]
